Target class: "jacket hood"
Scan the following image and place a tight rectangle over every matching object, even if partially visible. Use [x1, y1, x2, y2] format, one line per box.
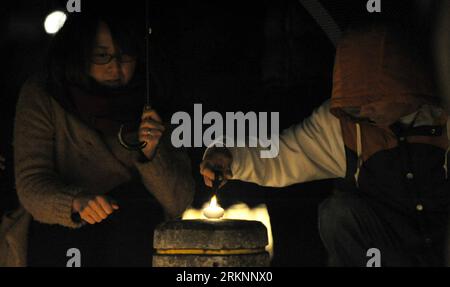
[330, 26, 436, 120]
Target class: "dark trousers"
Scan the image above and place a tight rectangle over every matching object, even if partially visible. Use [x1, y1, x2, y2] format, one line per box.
[28, 182, 165, 267]
[318, 191, 448, 267]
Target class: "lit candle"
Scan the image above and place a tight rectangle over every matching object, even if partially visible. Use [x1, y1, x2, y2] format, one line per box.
[203, 195, 225, 219]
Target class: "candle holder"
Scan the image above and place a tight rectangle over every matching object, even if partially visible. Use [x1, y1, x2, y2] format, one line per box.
[153, 219, 270, 267]
[202, 195, 225, 219]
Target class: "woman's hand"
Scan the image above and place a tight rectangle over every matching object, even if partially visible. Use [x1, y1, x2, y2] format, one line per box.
[72, 194, 119, 224]
[199, 147, 233, 188]
[0, 154, 5, 172]
[139, 106, 165, 160]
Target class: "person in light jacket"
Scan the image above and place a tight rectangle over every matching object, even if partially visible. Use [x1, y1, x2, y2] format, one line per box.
[201, 26, 450, 266]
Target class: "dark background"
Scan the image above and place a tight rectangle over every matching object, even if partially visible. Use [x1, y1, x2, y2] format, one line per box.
[0, 0, 438, 266]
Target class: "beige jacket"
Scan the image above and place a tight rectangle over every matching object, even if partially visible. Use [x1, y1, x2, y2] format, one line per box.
[229, 101, 450, 187]
[0, 77, 195, 266]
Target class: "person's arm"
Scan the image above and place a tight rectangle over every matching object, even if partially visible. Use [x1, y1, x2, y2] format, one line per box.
[14, 79, 84, 228]
[230, 100, 345, 186]
[202, 100, 346, 187]
[134, 139, 195, 219]
[133, 108, 195, 219]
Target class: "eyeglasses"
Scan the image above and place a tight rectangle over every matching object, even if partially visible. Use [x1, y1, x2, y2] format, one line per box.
[90, 52, 136, 65]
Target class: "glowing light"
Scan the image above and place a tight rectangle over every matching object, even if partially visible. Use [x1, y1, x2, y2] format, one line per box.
[183, 202, 274, 259]
[44, 11, 67, 34]
[202, 195, 225, 219]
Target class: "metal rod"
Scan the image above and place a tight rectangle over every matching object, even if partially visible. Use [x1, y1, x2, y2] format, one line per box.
[212, 170, 224, 195]
[116, 0, 151, 151]
[145, 0, 151, 106]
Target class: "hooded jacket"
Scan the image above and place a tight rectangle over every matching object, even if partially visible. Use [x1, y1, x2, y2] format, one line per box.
[227, 27, 450, 214]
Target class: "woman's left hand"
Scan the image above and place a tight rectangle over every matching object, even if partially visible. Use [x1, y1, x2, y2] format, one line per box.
[138, 106, 165, 160]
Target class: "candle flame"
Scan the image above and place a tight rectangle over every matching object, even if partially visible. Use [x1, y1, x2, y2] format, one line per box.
[210, 195, 218, 208]
[202, 195, 224, 220]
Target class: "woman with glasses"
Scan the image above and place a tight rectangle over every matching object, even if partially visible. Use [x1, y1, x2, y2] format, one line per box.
[0, 6, 195, 267]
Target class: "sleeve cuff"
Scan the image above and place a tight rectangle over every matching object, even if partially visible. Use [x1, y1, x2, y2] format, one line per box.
[51, 189, 83, 228]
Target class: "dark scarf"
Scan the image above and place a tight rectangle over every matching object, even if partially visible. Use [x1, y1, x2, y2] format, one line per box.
[66, 78, 145, 136]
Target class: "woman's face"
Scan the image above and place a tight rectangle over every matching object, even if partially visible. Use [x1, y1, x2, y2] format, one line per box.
[89, 21, 136, 87]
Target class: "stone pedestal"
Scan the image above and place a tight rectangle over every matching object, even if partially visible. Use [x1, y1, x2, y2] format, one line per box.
[153, 219, 270, 267]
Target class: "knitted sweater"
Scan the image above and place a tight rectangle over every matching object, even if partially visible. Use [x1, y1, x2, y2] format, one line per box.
[0, 76, 195, 266]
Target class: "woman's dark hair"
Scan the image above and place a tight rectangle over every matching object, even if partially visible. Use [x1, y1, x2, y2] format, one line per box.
[43, 2, 185, 120]
[45, 3, 145, 97]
